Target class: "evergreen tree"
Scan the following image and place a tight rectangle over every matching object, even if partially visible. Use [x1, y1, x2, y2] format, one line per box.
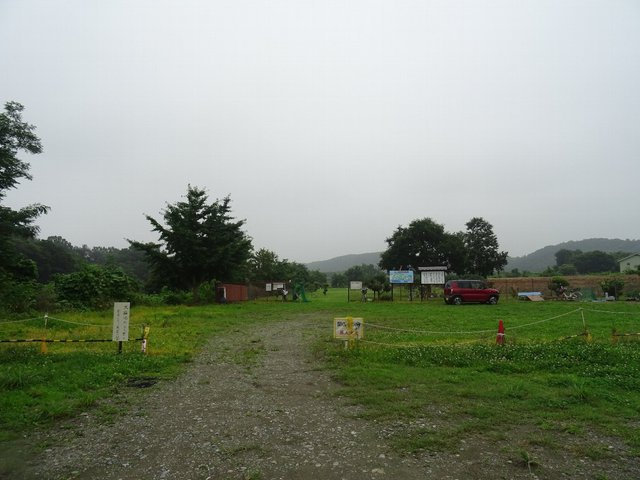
[129, 186, 252, 301]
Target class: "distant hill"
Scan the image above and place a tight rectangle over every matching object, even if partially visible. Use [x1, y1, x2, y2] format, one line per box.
[306, 252, 382, 273]
[505, 238, 640, 273]
[306, 238, 640, 274]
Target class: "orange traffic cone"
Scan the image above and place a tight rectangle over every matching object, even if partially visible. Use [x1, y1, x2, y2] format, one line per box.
[496, 319, 505, 345]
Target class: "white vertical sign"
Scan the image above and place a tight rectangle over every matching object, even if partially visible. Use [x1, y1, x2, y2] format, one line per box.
[112, 302, 130, 342]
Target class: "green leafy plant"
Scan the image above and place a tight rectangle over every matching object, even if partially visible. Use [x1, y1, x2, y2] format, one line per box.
[600, 277, 625, 299]
[548, 276, 569, 295]
[519, 450, 539, 474]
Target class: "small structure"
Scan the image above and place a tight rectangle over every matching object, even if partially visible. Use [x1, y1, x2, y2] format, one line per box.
[619, 254, 640, 272]
[217, 283, 248, 303]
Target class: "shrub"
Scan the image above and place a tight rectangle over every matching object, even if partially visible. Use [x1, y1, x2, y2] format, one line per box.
[159, 288, 190, 305]
[548, 276, 569, 295]
[378, 292, 393, 301]
[600, 277, 625, 299]
[52, 265, 139, 309]
[0, 278, 38, 313]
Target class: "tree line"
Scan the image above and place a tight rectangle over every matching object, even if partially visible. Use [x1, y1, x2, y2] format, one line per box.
[1, 102, 509, 313]
[0, 103, 330, 312]
[498, 249, 638, 278]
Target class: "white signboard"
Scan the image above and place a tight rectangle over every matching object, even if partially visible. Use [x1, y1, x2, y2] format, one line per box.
[265, 283, 272, 292]
[350, 281, 363, 290]
[273, 282, 285, 290]
[421, 270, 446, 285]
[112, 302, 130, 342]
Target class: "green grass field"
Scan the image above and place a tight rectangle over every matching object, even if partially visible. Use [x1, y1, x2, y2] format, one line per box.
[1, 288, 640, 462]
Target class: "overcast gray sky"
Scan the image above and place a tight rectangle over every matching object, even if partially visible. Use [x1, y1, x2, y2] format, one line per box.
[2, 0, 639, 263]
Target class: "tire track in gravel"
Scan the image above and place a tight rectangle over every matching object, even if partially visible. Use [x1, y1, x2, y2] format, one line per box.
[20, 315, 432, 480]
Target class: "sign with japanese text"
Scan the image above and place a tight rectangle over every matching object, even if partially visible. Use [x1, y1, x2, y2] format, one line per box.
[334, 317, 364, 340]
[421, 270, 446, 285]
[112, 302, 130, 342]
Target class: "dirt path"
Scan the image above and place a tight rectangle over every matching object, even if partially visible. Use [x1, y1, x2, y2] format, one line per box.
[11, 315, 640, 479]
[16, 316, 432, 479]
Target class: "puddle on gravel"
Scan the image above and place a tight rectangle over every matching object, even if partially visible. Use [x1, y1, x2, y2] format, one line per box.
[126, 376, 158, 388]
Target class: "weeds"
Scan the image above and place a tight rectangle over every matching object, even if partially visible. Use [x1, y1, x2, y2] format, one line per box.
[518, 449, 539, 475]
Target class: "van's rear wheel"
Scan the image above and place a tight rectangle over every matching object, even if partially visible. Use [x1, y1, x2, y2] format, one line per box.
[488, 296, 498, 305]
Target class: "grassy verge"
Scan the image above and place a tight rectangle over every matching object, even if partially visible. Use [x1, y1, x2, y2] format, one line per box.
[321, 292, 640, 461]
[0, 304, 277, 442]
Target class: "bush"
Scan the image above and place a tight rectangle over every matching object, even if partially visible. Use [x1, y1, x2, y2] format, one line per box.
[197, 280, 217, 304]
[0, 278, 38, 313]
[600, 277, 625, 299]
[52, 265, 139, 309]
[34, 283, 57, 311]
[159, 288, 190, 305]
[548, 276, 569, 295]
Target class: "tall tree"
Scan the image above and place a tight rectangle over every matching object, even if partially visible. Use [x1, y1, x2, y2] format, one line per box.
[555, 249, 581, 267]
[129, 186, 253, 301]
[573, 251, 617, 274]
[379, 218, 466, 274]
[463, 217, 508, 277]
[343, 264, 385, 283]
[330, 272, 347, 288]
[0, 102, 49, 310]
[0, 102, 43, 196]
[248, 249, 288, 283]
[12, 236, 81, 282]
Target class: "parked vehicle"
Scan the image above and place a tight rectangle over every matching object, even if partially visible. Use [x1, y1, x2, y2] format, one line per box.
[444, 280, 500, 305]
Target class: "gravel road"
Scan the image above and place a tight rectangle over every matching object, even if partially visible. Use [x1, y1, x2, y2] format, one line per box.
[9, 315, 640, 479]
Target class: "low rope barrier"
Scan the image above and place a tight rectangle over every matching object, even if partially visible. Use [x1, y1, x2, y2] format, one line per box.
[0, 317, 44, 324]
[0, 315, 146, 328]
[365, 308, 583, 336]
[507, 308, 582, 330]
[582, 308, 640, 315]
[0, 313, 150, 354]
[344, 306, 640, 350]
[46, 315, 145, 328]
[0, 338, 145, 343]
[365, 322, 496, 335]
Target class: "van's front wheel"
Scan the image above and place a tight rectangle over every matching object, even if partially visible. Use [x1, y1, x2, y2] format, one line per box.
[452, 296, 462, 305]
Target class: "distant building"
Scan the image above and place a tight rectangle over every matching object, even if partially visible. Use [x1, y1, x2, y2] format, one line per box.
[619, 254, 640, 272]
[216, 283, 249, 302]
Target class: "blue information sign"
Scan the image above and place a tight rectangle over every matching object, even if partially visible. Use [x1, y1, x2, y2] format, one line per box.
[389, 270, 414, 284]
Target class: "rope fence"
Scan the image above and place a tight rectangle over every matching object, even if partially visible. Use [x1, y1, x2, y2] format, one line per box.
[345, 307, 640, 350]
[0, 314, 149, 353]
